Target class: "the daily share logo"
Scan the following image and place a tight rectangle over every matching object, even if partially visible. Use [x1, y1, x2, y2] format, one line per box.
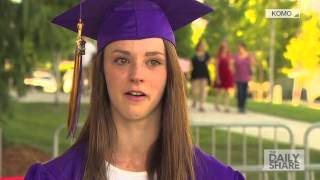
[264, 150, 304, 171]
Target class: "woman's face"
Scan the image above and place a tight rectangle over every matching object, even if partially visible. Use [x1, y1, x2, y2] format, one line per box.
[221, 44, 229, 54]
[238, 45, 246, 54]
[103, 38, 167, 121]
[197, 41, 205, 52]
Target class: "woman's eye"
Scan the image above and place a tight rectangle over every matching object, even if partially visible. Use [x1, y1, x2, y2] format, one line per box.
[114, 58, 129, 65]
[147, 59, 161, 66]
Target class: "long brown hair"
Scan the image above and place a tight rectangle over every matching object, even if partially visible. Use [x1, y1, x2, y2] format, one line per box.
[216, 42, 231, 59]
[74, 39, 195, 180]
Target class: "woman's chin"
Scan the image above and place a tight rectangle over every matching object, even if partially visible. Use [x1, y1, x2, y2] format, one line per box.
[121, 110, 150, 121]
[113, 102, 161, 122]
[123, 115, 147, 122]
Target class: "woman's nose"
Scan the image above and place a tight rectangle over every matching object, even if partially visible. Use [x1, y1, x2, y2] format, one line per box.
[129, 62, 144, 83]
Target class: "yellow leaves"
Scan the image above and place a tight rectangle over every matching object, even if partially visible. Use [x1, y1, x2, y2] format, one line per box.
[280, 67, 291, 76]
[248, 0, 257, 7]
[191, 18, 209, 47]
[284, 13, 320, 78]
[244, 0, 258, 24]
[245, 9, 257, 24]
[236, 30, 244, 37]
[208, 63, 216, 82]
[302, 15, 320, 38]
[228, 0, 236, 6]
[255, 50, 263, 58]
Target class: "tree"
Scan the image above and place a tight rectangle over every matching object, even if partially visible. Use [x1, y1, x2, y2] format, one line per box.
[0, 0, 79, 122]
[175, 25, 194, 58]
[0, 0, 28, 123]
[283, 13, 320, 105]
[284, 14, 320, 74]
[203, 0, 300, 81]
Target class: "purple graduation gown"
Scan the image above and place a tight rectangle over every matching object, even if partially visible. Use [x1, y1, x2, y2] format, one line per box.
[25, 143, 245, 180]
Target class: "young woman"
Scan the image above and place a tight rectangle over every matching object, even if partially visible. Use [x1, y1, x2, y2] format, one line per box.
[25, 0, 245, 179]
[214, 41, 234, 112]
[190, 40, 211, 112]
[234, 42, 255, 113]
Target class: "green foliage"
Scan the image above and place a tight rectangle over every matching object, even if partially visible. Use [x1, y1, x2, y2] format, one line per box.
[20, 0, 77, 60]
[0, 0, 79, 123]
[204, 0, 300, 79]
[175, 25, 194, 58]
[0, 0, 25, 123]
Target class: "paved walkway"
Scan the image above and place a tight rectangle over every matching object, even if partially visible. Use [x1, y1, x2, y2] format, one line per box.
[189, 102, 320, 151]
[16, 92, 320, 150]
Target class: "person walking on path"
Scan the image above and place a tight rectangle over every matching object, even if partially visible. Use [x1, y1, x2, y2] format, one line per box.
[191, 40, 211, 112]
[233, 42, 255, 113]
[213, 41, 234, 112]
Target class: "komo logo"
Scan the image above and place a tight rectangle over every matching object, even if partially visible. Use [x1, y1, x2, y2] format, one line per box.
[265, 9, 300, 18]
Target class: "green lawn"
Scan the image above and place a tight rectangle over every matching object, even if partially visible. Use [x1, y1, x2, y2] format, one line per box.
[2, 102, 320, 179]
[3, 102, 89, 153]
[207, 96, 320, 124]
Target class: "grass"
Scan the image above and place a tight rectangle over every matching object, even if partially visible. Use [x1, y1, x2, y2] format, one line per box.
[207, 96, 320, 124]
[3, 102, 89, 154]
[2, 102, 320, 179]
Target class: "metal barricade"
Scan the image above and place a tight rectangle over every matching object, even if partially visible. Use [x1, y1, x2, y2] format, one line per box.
[53, 121, 320, 180]
[304, 123, 320, 180]
[191, 121, 295, 180]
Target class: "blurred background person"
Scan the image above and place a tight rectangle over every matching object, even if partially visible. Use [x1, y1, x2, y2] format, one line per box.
[234, 42, 255, 113]
[213, 40, 234, 112]
[190, 39, 211, 112]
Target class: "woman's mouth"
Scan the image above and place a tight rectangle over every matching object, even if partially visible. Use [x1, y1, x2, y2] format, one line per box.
[125, 91, 147, 102]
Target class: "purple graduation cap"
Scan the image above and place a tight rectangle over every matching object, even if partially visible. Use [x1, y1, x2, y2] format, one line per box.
[52, 0, 213, 136]
[52, 0, 213, 50]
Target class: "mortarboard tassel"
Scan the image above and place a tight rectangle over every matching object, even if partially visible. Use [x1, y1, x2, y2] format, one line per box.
[67, 19, 86, 138]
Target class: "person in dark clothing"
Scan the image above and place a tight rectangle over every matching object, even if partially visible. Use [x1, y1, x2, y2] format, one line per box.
[191, 40, 211, 112]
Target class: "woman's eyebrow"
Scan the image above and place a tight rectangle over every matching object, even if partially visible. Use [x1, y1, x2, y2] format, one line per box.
[145, 51, 165, 57]
[112, 49, 131, 55]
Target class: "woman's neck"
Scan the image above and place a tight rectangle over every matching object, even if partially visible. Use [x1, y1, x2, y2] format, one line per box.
[196, 50, 205, 57]
[221, 51, 228, 58]
[112, 110, 160, 171]
[238, 51, 248, 59]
